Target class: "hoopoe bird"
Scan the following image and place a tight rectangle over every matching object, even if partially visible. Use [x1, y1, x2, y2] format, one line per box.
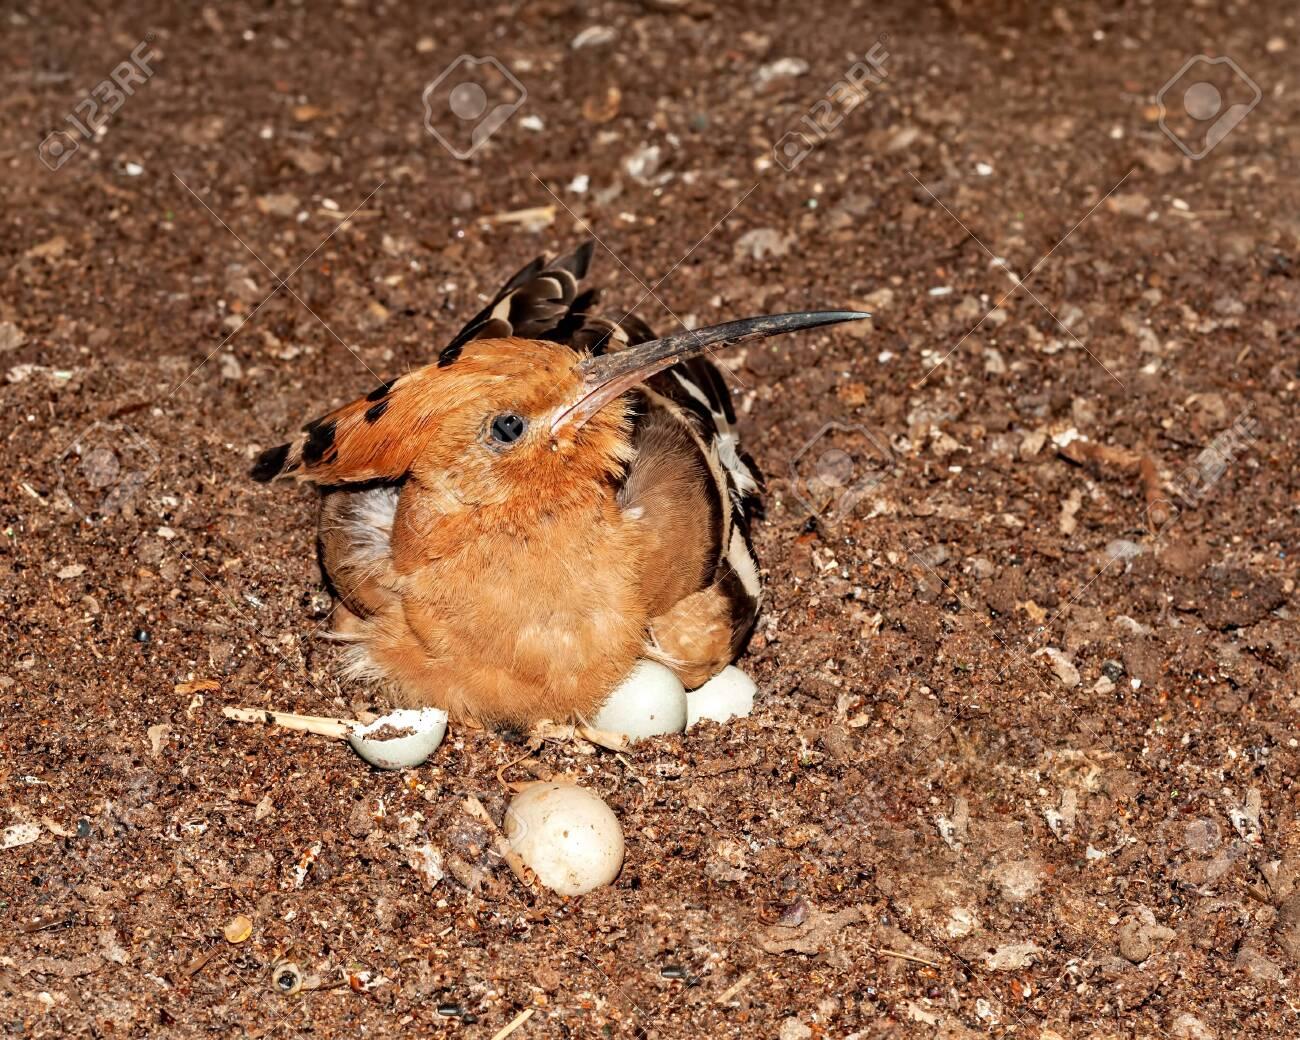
[251, 243, 866, 726]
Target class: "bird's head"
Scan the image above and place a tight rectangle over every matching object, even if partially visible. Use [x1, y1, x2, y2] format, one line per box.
[251, 311, 868, 522]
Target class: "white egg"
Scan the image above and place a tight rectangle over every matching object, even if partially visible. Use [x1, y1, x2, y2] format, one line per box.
[347, 707, 448, 770]
[590, 659, 687, 741]
[505, 783, 624, 896]
[686, 665, 757, 728]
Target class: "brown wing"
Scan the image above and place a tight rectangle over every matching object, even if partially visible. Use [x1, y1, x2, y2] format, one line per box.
[438, 241, 653, 362]
[619, 384, 763, 683]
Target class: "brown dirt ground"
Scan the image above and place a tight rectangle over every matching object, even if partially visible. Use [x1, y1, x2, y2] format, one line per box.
[3, 1, 1299, 1037]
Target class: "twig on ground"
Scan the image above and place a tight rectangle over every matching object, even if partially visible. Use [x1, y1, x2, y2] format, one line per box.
[873, 946, 945, 969]
[483, 205, 556, 226]
[716, 972, 753, 1003]
[534, 719, 629, 752]
[221, 706, 354, 739]
[489, 1008, 536, 1040]
[497, 747, 548, 792]
[463, 794, 541, 897]
[184, 946, 224, 978]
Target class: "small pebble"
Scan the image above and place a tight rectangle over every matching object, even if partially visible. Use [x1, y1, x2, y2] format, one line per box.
[624, 144, 662, 184]
[754, 58, 809, 87]
[779, 1018, 812, 1040]
[1035, 647, 1080, 689]
[984, 942, 1044, 970]
[571, 25, 616, 48]
[734, 227, 794, 261]
[856, 286, 894, 313]
[1171, 1014, 1215, 1040]
[255, 193, 299, 218]
[991, 859, 1042, 902]
[0, 321, 25, 353]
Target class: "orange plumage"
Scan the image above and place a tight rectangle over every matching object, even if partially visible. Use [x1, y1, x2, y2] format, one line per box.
[252, 244, 866, 726]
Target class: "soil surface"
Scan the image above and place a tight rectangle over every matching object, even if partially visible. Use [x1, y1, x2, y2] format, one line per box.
[3, 1, 1299, 1037]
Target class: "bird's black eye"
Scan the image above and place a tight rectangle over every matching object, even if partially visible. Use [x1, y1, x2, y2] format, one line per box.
[489, 413, 527, 445]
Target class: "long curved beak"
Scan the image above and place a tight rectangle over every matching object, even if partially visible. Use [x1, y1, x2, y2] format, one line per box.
[552, 310, 870, 431]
